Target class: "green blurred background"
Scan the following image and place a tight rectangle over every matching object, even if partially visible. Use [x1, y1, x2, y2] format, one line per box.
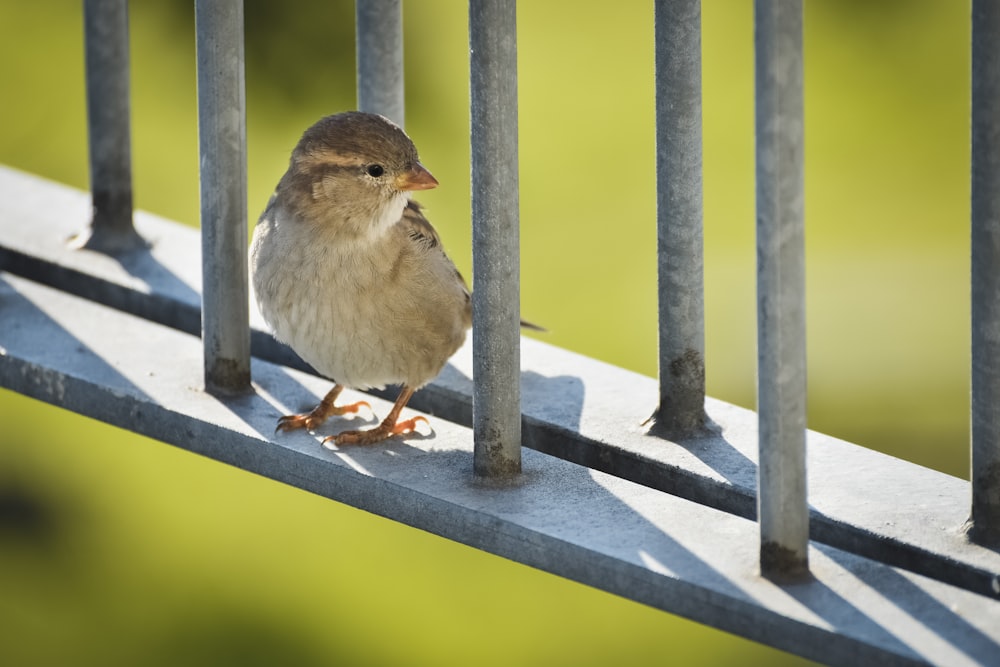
[0, 1, 972, 665]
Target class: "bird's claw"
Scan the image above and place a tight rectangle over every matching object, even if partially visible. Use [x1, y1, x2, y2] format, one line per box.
[276, 413, 317, 433]
[275, 399, 373, 434]
[322, 415, 430, 448]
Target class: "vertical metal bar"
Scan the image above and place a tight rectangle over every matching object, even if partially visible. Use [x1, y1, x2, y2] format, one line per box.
[754, 0, 809, 580]
[78, 0, 142, 253]
[648, 0, 708, 440]
[971, 0, 1000, 548]
[356, 0, 405, 127]
[195, 0, 251, 395]
[470, 0, 521, 478]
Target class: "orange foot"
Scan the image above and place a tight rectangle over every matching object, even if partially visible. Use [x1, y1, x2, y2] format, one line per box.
[321, 385, 428, 447]
[275, 384, 371, 433]
[323, 415, 430, 447]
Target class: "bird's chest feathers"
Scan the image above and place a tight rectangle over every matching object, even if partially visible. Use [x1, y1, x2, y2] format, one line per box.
[260, 223, 420, 387]
[300, 230, 401, 323]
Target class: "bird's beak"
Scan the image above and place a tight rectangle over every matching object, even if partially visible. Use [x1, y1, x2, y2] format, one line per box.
[395, 163, 439, 191]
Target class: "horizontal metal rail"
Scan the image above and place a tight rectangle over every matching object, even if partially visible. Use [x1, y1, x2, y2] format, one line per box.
[3, 267, 1000, 666]
[1, 167, 998, 607]
[4, 1, 1000, 663]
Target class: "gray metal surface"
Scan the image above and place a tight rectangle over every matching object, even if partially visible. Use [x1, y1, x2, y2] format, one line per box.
[195, 0, 251, 395]
[2, 167, 999, 602]
[971, 0, 1000, 547]
[79, 0, 141, 253]
[2, 272, 1000, 666]
[753, 0, 809, 580]
[469, 0, 522, 477]
[355, 0, 405, 126]
[649, 0, 708, 440]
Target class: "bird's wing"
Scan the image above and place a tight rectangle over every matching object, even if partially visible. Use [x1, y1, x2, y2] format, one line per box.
[401, 200, 473, 319]
[400, 200, 469, 290]
[401, 200, 443, 249]
[400, 200, 544, 332]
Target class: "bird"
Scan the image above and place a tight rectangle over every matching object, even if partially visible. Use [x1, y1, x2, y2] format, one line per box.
[249, 111, 472, 447]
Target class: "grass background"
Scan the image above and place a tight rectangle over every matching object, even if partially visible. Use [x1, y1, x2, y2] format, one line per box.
[0, 1, 971, 665]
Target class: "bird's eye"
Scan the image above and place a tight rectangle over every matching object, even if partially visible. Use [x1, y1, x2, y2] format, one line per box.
[366, 164, 385, 178]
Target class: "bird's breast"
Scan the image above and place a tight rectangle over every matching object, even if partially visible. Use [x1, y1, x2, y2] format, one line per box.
[250, 216, 467, 390]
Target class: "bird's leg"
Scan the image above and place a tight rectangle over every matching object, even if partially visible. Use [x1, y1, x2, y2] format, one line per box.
[276, 384, 371, 433]
[323, 385, 428, 447]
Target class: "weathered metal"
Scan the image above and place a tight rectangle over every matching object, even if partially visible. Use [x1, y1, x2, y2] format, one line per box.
[970, 0, 1000, 548]
[2, 166, 998, 602]
[649, 0, 709, 441]
[754, 0, 809, 581]
[469, 0, 522, 478]
[2, 270, 999, 666]
[194, 0, 251, 395]
[79, 0, 141, 253]
[356, 0, 405, 126]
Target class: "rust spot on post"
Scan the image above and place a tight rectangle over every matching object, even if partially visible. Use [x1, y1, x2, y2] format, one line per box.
[646, 348, 710, 440]
[760, 541, 810, 584]
[205, 357, 252, 397]
[969, 461, 1000, 548]
[474, 436, 522, 479]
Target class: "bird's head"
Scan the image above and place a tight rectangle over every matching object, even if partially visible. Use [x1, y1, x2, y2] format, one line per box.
[284, 111, 438, 239]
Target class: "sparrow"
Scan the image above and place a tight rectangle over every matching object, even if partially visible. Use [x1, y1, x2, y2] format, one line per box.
[250, 111, 472, 446]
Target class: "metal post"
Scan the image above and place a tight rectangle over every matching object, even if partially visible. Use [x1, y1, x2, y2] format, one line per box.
[78, 0, 142, 253]
[648, 0, 708, 440]
[971, 0, 1000, 548]
[754, 0, 809, 580]
[195, 0, 251, 395]
[356, 0, 405, 127]
[470, 0, 521, 478]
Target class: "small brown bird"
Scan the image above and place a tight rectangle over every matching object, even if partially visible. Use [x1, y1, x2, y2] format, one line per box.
[250, 111, 472, 446]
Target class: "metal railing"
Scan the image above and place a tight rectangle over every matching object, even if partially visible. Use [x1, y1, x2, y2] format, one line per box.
[752, 0, 808, 580]
[469, 0, 523, 477]
[194, 0, 251, 395]
[971, 0, 1000, 548]
[79, 0, 140, 253]
[78, 0, 1000, 576]
[10, 0, 986, 660]
[355, 0, 405, 127]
